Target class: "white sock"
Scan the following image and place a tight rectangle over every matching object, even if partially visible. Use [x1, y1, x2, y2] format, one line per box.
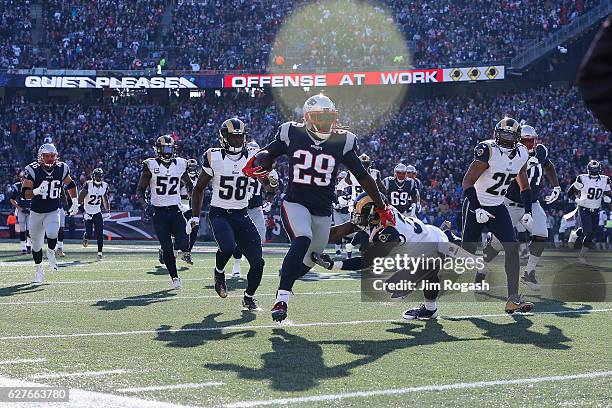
[234, 258, 242, 266]
[335, 244, 341, 253]
[526, 255, 539, 272]
[332, 261, 343, 270]
[98, 252, 103, 256]
[424, 300, 437, 311]
[26, 237, 31, 246]
[215, 267, 224, 274]
[244, 291, 253, 299]
[275, 289, 291, 304]
[20, 241, 26, 250]
[58, 241, 63, 249]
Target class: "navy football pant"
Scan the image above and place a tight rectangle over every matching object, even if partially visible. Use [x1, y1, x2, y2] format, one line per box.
[461, 199, 520, 297]
[577, 206, 599, 248]
[84, 212, 104, 252]
[153, 205, 189, 280]
[208, 206, 264, 296]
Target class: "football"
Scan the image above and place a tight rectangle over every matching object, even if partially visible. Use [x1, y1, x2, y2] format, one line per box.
[253, 149, 274, 171]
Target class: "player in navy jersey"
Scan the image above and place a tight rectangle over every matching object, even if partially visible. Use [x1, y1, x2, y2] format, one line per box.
[481, 125, 561, 290]
[22, 144, 79, 283]
[383, 163, 420, 216]
[242, 94, 395, 322]
[10, 171, 32, 255]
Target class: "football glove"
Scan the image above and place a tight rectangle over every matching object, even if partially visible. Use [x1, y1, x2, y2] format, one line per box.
[475, 208, 495, 224]
[375, 206, 396, 227]
[604, 195, 611, 203]
[32, 181, 49, 196]
[545, 186, 562, 204]
[68, 202, 79, 216]
[242, 156, 269, 180]
[103, 211, 111, 220]
[189, 216, 200, 229]
[142, 205, 154, 222]
[83, 212, 92, 221]
[262, 201, 272, 212]
[520, 212, 533, 228]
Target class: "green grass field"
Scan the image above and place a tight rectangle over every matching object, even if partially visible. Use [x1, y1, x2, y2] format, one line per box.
[0, 241, 610, 408]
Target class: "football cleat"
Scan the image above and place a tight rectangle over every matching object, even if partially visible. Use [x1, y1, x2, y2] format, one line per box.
[311, 252, 333, 270]
[56, 248, 65, 257]
[172, 277, 182, 290]
[34, 265, 44, 284]
[182, 252, 193, 265]
[47, 249, 58, 272]
[26, 246, 31, 254]
[505, 294, 533, 314]
[402, 304, 438, 320]
[520, 270, 540, 291]
[439, 220, 452, 232]
[97, 253, 103, 261]
[158, 248, 165, 265]
[232, 259, 241, 278]
[214, 271, 227, 298]
[21, 249, 26, 255]
[242, 294, 261, 311]
[271, 301, 288, 322]
[82, 234, 88, 248]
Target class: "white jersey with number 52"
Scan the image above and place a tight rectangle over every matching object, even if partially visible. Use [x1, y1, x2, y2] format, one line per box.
[473, 140, 529, 206]
[144, 157, 188, 207]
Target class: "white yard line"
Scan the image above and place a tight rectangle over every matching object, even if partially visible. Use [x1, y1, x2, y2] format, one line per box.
[0, 375, 198, 408]
[224, 371, 612, 407]
[116, 382, 223, 393]
[29, 369, 131, 380]
[0, 290, 362, 306]
[0, 358, 46, 365]
[0, 308, 611, 341]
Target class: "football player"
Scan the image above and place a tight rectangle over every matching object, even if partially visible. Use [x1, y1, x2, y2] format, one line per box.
[481, 125, 561, 290]
[231, 141, 279, 278]
[313, 192, 477, 320]
[383, 163, 420, 217]
[461, 118, 534, 314]
[190, 119, 271, 310]
[242, 94, 395, 322]
[137, 135, 192, 289]
[343, 153, 385, 200]
[177, 158, 200, 265]
[9, 171, 31, 255]
[78, 168, 110, 261]
[332, 170, 351, 255]
[22, 144, 79, 283]
[566, 160, 611, 261]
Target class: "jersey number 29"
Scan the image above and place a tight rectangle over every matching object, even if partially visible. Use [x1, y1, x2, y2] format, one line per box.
[293, 150, 335, 186]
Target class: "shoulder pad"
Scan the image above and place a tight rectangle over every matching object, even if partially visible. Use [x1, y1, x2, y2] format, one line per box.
[276, 122, 294, 145]
[342, 131, 357, 155]
[474, 142, 491, 162]
[372, 226, 402, 243]
[290, 121, 304, 128]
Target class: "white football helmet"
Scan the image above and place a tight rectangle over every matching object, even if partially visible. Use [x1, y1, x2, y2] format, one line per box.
[38, 143, 58, 169]
[394, 163, 407, 181]
[520, 125, 538, 153]
[247, 140, 260, 150]
[303, 94, 338, 141]
[406, 165, 417, 174]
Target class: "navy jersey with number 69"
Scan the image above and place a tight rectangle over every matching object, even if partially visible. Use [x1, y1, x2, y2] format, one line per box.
[23, 161, 70, 213]
[264, 121, 368, 216]
[382, 177, 417, 214]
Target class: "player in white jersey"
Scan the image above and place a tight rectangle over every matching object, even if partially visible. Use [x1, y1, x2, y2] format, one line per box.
[78, 168, 109, 261]
[312, 192, 481, 320]
[137, 135, 192, 289]
[331, 171, 352, 255]
[566, 160, 611, 260]
[482, 125, 562, 290]
[190, 119, 274, 310]
[231, 141, 279, 278]
[461, 117, 534, 314]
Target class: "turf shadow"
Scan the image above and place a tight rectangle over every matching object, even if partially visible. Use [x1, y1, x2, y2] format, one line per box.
[92, 289, 177, 310]
[147, 265, 189, 276]
[154, 312, 256, 348]
[0, 283, 45, 297]
[205, 324, 476, 392]
[204, 277, 248, 292]
[474, 292, 594, 319]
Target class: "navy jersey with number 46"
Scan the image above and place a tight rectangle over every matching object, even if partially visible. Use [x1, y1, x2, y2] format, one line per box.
[23, 161, 70, 213]
[264, 121, 368, 216]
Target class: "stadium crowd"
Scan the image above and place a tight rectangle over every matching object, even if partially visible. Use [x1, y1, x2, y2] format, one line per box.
[1, 85, 609, 239]
[0, 0, 598, 71]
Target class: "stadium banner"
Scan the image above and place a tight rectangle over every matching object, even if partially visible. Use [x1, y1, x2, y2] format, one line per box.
[0, 66, 504, 89]
[223, 66, 504, 88]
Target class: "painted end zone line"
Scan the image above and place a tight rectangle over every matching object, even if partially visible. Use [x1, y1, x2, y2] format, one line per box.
[116, 382, 224, 393]
[0, 358, 46, 365]
[224, 371, 612, 407]
[0, 308, 611, 341]
[29, 369, 130, 380]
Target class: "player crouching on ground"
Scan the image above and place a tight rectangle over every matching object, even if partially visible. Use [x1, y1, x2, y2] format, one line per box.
[313, 192, 480, 320]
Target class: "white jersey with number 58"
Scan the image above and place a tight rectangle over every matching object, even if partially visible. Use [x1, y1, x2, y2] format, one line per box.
[573, 174, 610, 209]
[473, 140, 529, 206]
[202, 147, 257, 210]
[144, 157, 188, 207]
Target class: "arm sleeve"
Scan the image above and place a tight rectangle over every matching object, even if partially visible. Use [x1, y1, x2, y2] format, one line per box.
[262, 123, 290, 159]
[372, 226, 402, 243]
[62, 162, 70, 180]
[473, 142, 490, 163]
[382, 177, 390, 190]
[535, 144, 551, 167]
[201, 150, 214, 176]
[341, 135, 367, 179]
